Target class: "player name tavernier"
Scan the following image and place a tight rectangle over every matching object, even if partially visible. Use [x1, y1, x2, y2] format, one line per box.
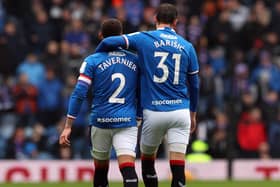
[98, 57, 137, 72]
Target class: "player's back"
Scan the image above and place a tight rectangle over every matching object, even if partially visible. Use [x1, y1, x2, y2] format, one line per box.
[127, 27, 198, 111]
[81, 50, 138, 128]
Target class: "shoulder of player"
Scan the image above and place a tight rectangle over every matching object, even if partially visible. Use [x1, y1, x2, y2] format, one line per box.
[115, 49, 138, 63]
[176, 35, 195, 52]
[83, 52, 105, 64]
[175, 34, 192, 47]
[120, 49, 137, 57]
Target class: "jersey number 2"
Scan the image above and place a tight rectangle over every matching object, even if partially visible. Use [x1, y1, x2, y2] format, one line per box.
[153, 52, 181, 85]
[109, 73, 125, 104]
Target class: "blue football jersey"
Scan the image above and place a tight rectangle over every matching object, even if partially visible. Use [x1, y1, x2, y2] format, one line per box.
[122, 27, 199, 111]
[71, 49, 138, 128]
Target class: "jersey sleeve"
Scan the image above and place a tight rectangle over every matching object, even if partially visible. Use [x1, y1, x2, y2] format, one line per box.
[95, 32, 142, 52]
[67, 58, 94, 119]
[186, 44, 200, 112]
[77, 58, 94, 87]
[123, 32, 142, 51]
[95, 36, 127, 52]
[187, 44, 199, 75]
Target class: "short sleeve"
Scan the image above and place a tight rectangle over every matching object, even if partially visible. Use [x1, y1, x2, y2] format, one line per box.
[187, 44, 199, 75]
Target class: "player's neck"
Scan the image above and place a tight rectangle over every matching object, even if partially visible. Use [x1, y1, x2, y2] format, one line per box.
[156, 23, 174, 30]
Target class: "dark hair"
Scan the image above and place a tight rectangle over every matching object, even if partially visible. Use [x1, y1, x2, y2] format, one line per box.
[155, 3, 178, 24]
[101, 18, 122, 38]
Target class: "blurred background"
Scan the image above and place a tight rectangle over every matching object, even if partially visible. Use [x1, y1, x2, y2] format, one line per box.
[0, 0, 280, 170]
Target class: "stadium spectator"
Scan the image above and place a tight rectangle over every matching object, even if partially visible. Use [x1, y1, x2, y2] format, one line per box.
[5, 126, 28, 159]
[17, 53, 45, 87]
[63, 18, 89, 55]
[250, 50, 280, 94]
[41, 40, 64, 79]
[124, 0, 144, 31]
[225, 0, 249, 31]
[231, 63, 251, 99]
[0, 19, 27, 75]
[237, 107, 267, 158]
[37, 67, 63, 127]
[199, 64, 223, 115]
[0, 0, 5, 32]
[269, 110, 280, 158]
[25, 123, 51, 159]
[0, 76, 13, 113]
[271, 0, 280, 36]
[205, 10, 233, 47]
[12, 73, 38, 127]
[261, 90, 279, 124]
[48, 0, 67, 41]
[209, 112, 228, 158]
[30, 10, 55, 54]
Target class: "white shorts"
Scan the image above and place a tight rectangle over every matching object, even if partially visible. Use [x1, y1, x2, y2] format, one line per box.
[140, 109, 191, 154]
[90, 126, 138, 160]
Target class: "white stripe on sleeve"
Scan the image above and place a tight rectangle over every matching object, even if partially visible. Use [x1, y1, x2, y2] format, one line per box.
[123, 35, 129, 49]
[78, 75, 92, 85]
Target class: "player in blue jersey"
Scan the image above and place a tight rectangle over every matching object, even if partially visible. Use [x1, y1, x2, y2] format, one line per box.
[59, 19, 139, 187]
[95, 4, 200, 187]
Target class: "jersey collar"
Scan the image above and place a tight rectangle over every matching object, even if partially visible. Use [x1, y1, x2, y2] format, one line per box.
[157, 27, 176, 33]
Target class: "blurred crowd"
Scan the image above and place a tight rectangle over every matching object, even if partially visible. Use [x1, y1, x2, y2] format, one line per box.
[0, 0, 280, 160]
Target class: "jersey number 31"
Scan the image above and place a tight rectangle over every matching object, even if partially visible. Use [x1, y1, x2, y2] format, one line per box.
[153, 51, 181, 85]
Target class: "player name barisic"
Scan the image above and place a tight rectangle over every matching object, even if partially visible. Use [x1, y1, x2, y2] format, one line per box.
[98, 57, 136, 71]
[97, 117, 131, 123]
[154, 39, 185, 51]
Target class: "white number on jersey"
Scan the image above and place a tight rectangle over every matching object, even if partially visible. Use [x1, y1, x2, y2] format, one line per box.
[153, 52, 169, 83]
[153, 52, 182, 84]
[109, 73, 125, 104]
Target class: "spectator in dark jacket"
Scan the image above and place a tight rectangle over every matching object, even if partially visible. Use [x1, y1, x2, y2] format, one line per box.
[12, 73, 38, 126]
[37, 67, 63, 127]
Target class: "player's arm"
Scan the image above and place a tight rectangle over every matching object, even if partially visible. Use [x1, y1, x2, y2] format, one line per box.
[136, 70, 143, 126]
[95, 33, 139, 52]
[60, 61, 93, 146]
[187, 44, 200, 133]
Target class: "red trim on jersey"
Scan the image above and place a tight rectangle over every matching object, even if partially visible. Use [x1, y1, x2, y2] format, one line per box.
[170, 160, 185, 166]
[80, 73, 92, 80]
[141, 155, 156, 161]
[119, 162, 135, 169]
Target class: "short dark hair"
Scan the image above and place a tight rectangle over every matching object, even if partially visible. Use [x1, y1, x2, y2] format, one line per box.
[155, 3, 178, 24]
[101, 18, 122, 38]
